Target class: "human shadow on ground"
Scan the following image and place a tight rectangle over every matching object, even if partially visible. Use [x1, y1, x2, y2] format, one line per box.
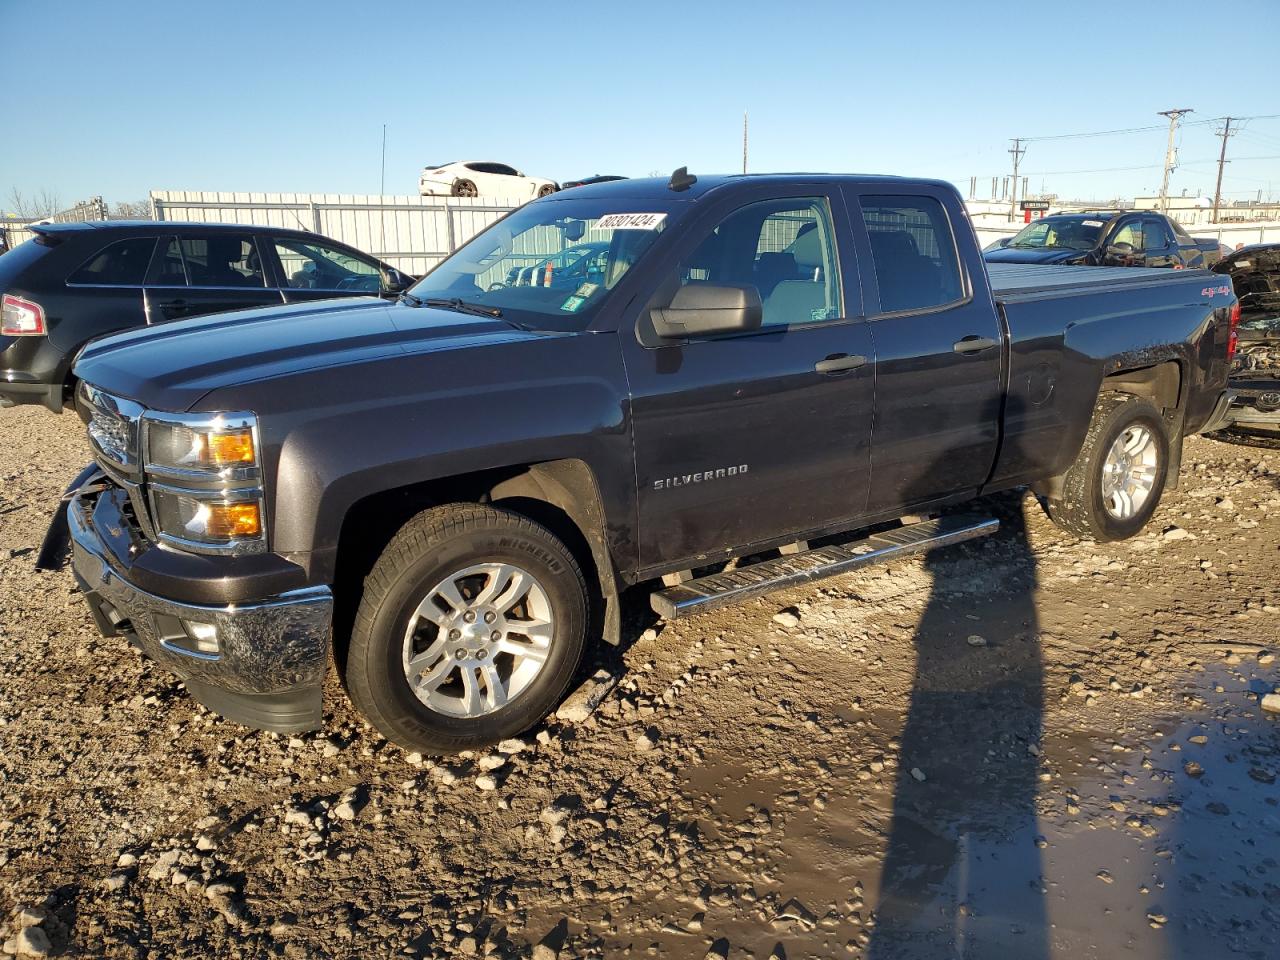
[866, 484, 1048, 960]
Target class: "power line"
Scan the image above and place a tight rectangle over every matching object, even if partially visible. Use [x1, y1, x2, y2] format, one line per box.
[1018, 112, 1280, 144]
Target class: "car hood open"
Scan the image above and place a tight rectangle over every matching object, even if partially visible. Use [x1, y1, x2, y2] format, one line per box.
[73, 296, 545, 411]
[1214, 243, 1280, 337]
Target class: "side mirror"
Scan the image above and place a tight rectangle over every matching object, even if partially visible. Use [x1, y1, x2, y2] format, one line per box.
[996, 237, 1012, 248]
[382, 267, 412, 294]
[651, 284, 763, 339]
[1105, 242, 1134, 259]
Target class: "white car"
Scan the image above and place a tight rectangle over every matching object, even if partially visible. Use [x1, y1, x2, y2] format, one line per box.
[418, 161, 558, 200]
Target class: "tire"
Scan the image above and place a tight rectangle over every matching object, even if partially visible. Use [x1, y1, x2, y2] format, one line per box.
[346, 504, 588, 753]
[451, 178, 478, 198]
[1046, 392, 1170, 542]
[536, 184, 557, 198]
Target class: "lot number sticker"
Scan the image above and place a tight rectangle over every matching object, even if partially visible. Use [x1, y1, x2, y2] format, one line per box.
[596, 213, 667, 230]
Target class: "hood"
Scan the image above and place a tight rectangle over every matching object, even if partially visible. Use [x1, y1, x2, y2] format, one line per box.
[1213, 243, 1280, 335]
[983, 246, 1087, 265]
[73, 296, 544, 411]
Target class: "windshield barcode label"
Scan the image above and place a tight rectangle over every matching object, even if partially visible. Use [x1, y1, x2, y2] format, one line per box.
[596, 213, 667, 230]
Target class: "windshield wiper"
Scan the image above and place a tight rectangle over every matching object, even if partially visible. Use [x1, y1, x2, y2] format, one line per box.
[421, 297, 504, 319]
[397, 291, 424, 307]
[419, 297, 536, 331]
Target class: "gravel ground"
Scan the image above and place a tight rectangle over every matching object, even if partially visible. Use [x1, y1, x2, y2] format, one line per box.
[1, 406, 1278, 959]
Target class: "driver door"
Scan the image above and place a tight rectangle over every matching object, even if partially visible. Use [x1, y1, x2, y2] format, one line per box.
[620, 186, 875, 573]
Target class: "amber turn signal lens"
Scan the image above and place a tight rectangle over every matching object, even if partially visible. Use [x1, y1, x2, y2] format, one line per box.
[203, 501, 262, 539]
[201, 430, 255, 466]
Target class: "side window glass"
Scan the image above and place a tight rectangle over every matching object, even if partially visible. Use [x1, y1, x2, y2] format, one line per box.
[274, 239, 381, 292]
[67, 237, 157, 286]
[677, 197, 842, 328]
[1143, 219, 1171, 251]
[148, 238, 189, 286]
[181, 236, 265, 287]
[1110, 221, 1142, 248]
[861, 196, 963, 313]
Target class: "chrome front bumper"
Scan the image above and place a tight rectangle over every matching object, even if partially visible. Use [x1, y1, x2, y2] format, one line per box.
[68, 488, 333, 732]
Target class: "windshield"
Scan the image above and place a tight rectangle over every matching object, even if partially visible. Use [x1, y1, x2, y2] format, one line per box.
[409, 198, 678, 331]
[1007, 216, 1107, 252]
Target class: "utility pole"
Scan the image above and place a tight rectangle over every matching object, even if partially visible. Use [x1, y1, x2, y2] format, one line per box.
[1156, 108, 1193, 213]
[380, 123, 387, 196]
[742, 112, 748, 175]
[1008, 138, 1025, 221]
[1212, 116, 1235, 224]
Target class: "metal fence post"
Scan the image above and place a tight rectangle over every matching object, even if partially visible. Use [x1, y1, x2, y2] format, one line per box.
[310, 202, 321, 234]
[444, 203, 456, 253]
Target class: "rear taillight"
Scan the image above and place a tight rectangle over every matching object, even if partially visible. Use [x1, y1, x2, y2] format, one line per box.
[1, 294, 46, 336]
[1227, 301, 1241, 361]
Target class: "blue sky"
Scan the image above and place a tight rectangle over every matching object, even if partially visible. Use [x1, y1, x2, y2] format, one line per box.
[2, 0, 1278, 209]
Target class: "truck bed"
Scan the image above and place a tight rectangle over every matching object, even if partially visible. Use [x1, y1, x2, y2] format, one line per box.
[987, 262, 1213, 303]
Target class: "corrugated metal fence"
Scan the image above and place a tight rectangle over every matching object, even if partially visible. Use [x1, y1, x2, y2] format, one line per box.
[150, 191, 528, 275]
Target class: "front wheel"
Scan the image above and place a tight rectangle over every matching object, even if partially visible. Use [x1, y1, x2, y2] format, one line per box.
[346, 504, 588, 753]
[1046, 392, 1170, 541]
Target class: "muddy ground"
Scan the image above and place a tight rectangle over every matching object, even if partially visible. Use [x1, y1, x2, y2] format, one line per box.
[0, 405, 1277, 959]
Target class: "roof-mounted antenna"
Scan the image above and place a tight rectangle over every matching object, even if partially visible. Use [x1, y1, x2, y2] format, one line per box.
[668, 166, 697, 192]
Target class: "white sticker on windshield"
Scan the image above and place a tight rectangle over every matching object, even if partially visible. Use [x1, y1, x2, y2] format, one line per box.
[1082, 220, 1104, 227]
[596, 212, 667, 230]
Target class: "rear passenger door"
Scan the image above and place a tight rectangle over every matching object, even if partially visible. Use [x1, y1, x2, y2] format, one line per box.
[846, 189, 1003, 515]
[143, 234, 282, 322]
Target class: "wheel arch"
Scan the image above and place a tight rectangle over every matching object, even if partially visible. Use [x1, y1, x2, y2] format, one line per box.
[330, 459, 621, 675]
[1033, 360, 1186, 502]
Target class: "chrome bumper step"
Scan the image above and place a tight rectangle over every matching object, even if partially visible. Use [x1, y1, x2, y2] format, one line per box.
[650, 515, 1000, 620]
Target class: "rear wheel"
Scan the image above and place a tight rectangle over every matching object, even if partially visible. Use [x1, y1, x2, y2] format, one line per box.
[1046, 392, 1170, 541]
[452, 178, 478, 197]
[536, 184, 557, 198]
[346, 504, 588, 753]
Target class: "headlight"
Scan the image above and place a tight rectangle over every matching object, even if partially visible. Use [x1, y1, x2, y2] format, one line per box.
[142, 411, 266, 555]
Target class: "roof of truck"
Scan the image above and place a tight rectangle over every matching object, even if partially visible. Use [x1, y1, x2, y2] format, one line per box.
[559, 172, 952, 201]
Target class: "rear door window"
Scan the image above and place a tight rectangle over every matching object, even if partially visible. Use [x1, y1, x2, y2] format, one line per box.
[67, 236, 158, 286]
[1143, 218, 1172, 252]
[859, 196, 963, 313]
[147, 236, 266, 287]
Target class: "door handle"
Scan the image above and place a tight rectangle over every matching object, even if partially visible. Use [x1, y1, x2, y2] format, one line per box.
[814, 353, 868, 374]
[952, 336, 998, 355]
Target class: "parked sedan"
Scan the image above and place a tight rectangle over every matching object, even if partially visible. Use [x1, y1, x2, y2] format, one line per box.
[0, 221, 413, 412]
[418, 161, 558, 199]
[984, 210, 1221, 269]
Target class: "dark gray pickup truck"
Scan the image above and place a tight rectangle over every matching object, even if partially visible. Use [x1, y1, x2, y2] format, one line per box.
[45, 171, 1238, 753]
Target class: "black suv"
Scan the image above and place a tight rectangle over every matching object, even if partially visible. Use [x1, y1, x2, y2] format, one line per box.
[0, 221, 413, 412]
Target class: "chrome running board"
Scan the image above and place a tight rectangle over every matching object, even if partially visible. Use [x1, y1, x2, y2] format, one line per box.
[650, 515, 999, 620]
